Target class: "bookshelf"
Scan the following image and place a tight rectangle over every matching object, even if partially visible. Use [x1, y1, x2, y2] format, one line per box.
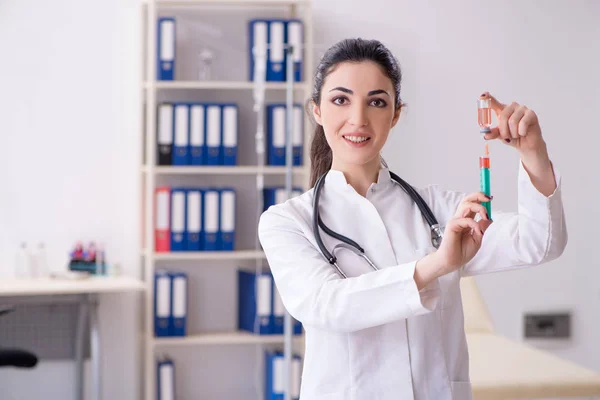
[141, 1, 313, 399]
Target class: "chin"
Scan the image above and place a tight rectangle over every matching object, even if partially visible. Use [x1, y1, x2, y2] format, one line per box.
[340, 152, 380, 167]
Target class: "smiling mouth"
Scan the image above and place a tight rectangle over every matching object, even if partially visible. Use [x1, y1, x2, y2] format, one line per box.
[342, 135, 371, 143]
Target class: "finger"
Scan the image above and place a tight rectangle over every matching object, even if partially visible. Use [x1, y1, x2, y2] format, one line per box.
[518, 108, 538, 137]
[498, 102, 517, 143]
[477, 219, 493, 233]
[461, 192, 493, 204]
[458, 202, 490, 221]
[481, 92, 506, 115]
[508, 105, 526, 139]
[483, 127, 500, 141]
[449, 217, 483, 236]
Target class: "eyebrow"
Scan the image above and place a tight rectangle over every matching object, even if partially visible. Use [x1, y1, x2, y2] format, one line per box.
[329, 87, 390, 97]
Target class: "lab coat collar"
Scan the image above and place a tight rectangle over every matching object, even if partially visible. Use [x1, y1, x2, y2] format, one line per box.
[325, 166, 393, 194]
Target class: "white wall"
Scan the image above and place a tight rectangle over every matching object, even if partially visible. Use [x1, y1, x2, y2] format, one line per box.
[312, 0, 600, 372]
[0, 0, 142, 399]
[0, 0, 598, 398]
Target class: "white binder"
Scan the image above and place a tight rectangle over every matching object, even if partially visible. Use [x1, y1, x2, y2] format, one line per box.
[189, 104, 205, 165]
[173, 104, 189, 165]
[222, 105, 238, 165]
[157, 359, 175, 400]
[269, 21, 285, 78]
[206, 105, 221, 165]
[186, 190, 201, 251]
[220, 189, 236, 250]
[203, 190, 219, 250]
[257, 274, 272, 330]
[157, 104, 173, 165]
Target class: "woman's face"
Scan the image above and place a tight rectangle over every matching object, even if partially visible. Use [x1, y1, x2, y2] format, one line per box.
[313, 61, 401, 168]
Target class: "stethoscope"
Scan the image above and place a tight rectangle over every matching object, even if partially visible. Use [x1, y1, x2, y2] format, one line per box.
[312, 160, 443, 279]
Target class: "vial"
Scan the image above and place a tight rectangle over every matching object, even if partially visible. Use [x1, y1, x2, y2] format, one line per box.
[478, 95, 492, 134]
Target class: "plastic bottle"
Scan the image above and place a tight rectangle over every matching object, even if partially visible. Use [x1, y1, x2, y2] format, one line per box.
[36, 242, 50, 278]
[15, 242, 30, 278]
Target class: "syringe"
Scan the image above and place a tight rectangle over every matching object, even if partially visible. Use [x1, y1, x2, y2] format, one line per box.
[480, 144, 492, 220]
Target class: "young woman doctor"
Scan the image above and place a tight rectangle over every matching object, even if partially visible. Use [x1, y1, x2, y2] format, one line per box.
[257, 38, 567, 400]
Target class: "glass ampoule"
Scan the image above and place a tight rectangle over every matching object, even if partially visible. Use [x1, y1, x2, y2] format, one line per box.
[478, 94, 492, 134]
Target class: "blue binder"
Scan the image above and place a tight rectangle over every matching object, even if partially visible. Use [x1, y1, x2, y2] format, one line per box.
[186, 189, 202, 251]
[287, 20, 304, 82]
[170, 272, 187, 337]
[221, 104, 238, 165]
[268, 20, 286, 81]
[238, 270, 272, 335]
[267, 104, 303, 166]
[265, 351, 302, 400]
[292, 104, 303, 165]
[249, 20, 268, 82]
[205, 105, 222, 165]
[265, 351, 284, 400]
[170, 188, 187, 251]
[157, 358, 175, 400]
[202, 189, 220, 251]
[249, 20, 286, 82]
[157, 17, 175, 81]
[267, 104, 285, 165]
[271, 284, 303, 336]
[219, 188, 236, 251]
[294, 319, 303, 335]
[262, 187, 303, 211]
[173, 103, 190, 165]
[154, 271, 172, 337]
[189, 104, 205, 165]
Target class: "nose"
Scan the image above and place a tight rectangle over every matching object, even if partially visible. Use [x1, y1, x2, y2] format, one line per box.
[348, 103, 368, 127]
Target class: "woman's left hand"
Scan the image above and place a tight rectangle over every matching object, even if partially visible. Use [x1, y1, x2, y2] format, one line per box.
[481, 92, 547, 155]
[482, 91, 557, 197]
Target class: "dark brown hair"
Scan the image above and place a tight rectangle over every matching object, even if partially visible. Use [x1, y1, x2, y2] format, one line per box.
[308, 38, 404, 187]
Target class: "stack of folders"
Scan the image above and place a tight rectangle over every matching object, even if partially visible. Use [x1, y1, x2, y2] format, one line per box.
[248, 19, 304, 82]
[157, 17, 175, 80]
[157, 357, 175, 400]
[154, 187, 236, 252]
[263, 187, 303, 212]
[157, 103, 238, 166]
[266, 104, 304, 166]
[265, 351, 302, 400]
[238, 270, 302, 335]
[154, 270, 188, 337]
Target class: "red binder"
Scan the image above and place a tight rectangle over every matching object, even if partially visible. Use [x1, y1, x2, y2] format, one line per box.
[155, 187, 171, 252]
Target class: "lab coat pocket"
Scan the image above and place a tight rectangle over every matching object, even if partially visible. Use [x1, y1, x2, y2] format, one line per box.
[450, 381, 473, 400]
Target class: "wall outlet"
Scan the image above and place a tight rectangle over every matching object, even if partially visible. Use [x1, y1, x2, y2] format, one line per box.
[524, 312, 571, 339]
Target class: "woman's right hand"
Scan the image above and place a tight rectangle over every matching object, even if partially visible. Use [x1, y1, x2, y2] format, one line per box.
[433, 192, 494, 276]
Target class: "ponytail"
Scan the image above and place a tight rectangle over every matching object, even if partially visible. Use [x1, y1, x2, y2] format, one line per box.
[309, 123, 332, 187]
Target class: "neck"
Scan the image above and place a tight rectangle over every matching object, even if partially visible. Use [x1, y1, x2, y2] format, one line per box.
[331, 156, 382, 197]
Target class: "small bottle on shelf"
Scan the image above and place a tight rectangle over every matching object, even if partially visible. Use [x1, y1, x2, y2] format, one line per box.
[15, 242, 30, 278]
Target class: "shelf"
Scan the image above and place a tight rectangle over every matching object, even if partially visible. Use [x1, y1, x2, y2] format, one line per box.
[141, 165, 306, 175]
[147, 0, 311, 6]
[149, 250, 266, 261]
[153, 331, 304, 346]
[144, 80, 310, 90]
[0, 276, 144, 297]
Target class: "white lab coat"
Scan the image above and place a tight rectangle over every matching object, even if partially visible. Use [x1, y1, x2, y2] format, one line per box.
[257, 161, 567, 400]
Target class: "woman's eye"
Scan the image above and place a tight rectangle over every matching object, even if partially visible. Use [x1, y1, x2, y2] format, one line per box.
[332, 97, 348, 105]
[370, 98, 387, 107]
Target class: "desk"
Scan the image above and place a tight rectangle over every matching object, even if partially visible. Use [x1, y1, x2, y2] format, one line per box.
[0, 276, 144, 400]
[468, 333, 600, 399]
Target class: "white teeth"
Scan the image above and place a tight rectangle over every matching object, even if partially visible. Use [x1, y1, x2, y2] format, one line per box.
[344, 136, 369, 143]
